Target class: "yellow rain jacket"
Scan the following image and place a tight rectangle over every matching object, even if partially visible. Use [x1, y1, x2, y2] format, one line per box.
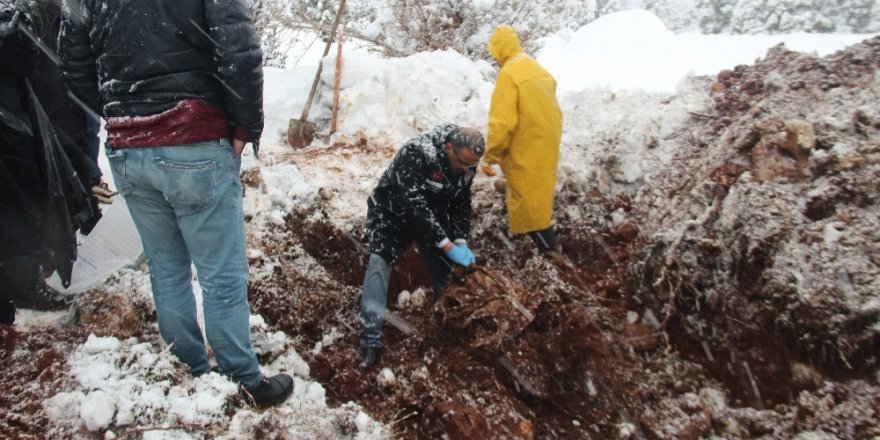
[485, 25, 562, 234]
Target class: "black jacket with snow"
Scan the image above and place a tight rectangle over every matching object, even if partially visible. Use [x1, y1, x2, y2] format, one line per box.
[366, 124, 475, 264]
[1, 0, 94, 287]
[32, 19, 88, 150]
[0, 0, 46, 262]
[58, 0, 264, 142]
[31, 17, 101, 235]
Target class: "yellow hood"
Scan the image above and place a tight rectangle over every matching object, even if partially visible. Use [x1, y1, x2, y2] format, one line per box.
[487, 25, 523, 66]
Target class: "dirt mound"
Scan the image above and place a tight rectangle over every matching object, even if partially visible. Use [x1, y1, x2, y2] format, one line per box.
[633, 37, 880, 406]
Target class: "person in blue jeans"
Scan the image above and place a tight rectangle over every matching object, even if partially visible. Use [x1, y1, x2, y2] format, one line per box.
[359, 124, 483, 369]
[59, 0, 292, 407]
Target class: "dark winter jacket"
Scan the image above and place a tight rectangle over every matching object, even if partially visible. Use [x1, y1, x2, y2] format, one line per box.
[366, 124, 475, 263]
[58, 0, 264, 142]
[31, 17, 100, 235]
[31, 19, 88, 149]
[1, 0, 94, 287]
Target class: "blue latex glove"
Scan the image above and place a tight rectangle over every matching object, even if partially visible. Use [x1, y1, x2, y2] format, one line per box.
[445, 244, 474, 267]
[457, 244, 476, 265]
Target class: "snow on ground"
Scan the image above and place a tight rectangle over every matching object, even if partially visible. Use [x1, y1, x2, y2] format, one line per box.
[16, 9, 877, 439]
[538, 10, 875, 94]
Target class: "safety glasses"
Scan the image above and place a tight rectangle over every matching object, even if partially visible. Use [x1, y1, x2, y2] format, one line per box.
[451, 147, 480, 170]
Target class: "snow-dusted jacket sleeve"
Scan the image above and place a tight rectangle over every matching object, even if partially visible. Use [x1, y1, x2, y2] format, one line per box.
[447, 176, 473, 240]
[204, 0, 264, 142]
[1, 0, 58, 76]
[394, 146, 449, 247]
[58, 0, 100, 113]
[0, 0, 58, 38]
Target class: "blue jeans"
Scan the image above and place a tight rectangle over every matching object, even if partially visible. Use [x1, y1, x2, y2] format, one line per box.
[359, 246, 452, 348]
[106, 139, 260, 388]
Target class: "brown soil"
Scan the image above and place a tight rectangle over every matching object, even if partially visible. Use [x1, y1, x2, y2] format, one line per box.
[243, 165, 879, 438]
[0, 325, 87, 439]
[248, 201, 654, 439]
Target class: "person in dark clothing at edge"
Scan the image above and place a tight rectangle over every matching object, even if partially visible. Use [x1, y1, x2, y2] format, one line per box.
[58, 0, 292, 407]
[359, 124, 483, 369]
[31, 17, 113, 207]
[1, 0, 96, 325]
[30, 15, 103, 230]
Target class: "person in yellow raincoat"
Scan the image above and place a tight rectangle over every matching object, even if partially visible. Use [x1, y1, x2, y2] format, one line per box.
[482, 25, 564, 258]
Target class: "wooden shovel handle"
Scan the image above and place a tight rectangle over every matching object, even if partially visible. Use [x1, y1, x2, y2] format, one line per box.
[331, 29, 343, 133]
[300, 0, 346, 121]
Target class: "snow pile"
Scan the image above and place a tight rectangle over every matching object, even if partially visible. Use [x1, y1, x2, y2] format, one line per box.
[537, 10, 874, 94]
[45, 335, 237, 432]
[261, 49, 494, 151]
[42, 321, 386, 439]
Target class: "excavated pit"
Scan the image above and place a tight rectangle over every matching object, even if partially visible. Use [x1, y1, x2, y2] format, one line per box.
[248, 208, 647, 439]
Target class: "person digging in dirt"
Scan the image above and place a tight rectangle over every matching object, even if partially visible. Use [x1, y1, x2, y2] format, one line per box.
[58, 0, 292, 407]
[359, 124, 483, 369]
[481, 25, 565, 263]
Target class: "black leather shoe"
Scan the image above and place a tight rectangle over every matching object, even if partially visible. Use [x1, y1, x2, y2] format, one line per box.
[243, 373, 294, 408]
[359, 347, 381, 369]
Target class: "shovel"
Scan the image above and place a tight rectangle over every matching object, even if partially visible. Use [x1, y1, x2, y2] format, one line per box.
[330, 28, 344, 134]
[288, 0, 346, 148]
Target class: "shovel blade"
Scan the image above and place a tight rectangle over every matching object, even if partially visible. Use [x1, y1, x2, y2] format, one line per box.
[288, 119, 316, 148]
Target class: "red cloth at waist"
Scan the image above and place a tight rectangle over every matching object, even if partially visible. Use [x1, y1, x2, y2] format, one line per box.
[106, 99, 246, 148]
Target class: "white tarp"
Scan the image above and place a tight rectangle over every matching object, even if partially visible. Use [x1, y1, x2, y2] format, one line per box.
[48, 198, 143, 294]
